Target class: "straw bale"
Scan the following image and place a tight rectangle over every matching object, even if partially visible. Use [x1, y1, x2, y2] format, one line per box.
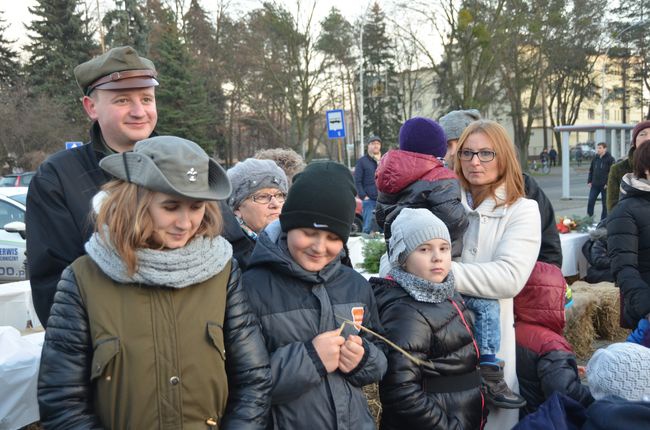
[363, 383, 382, 426]
[570, 281, 629, 341]
[564, 290, 597, 359]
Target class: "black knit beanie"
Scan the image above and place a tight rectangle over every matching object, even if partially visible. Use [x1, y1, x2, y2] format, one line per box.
[280, 161, 356, 243]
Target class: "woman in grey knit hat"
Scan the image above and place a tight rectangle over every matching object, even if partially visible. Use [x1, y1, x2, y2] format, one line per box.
[227, 158, 289, 240]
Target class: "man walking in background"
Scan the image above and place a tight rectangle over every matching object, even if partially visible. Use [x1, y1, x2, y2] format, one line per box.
[354, 135, 381, 234]
[587, 142, 615, 220]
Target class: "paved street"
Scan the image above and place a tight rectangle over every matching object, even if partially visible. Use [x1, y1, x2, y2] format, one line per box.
[529, 163, 606, 222]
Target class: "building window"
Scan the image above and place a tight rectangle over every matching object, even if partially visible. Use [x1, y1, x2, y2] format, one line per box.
[414, 100, 422, 110]
[588, 109, 595, 120]
[432, 98, 438, 109]
[604, 110, 609, 120]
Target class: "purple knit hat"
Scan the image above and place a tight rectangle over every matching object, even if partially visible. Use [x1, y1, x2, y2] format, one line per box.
[398, 117, 447, 158]
[632, 120, 650, 148]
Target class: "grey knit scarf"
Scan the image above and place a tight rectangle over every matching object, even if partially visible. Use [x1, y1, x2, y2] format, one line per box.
[388, 267, 456, 304]
[85, 228, 232, 288]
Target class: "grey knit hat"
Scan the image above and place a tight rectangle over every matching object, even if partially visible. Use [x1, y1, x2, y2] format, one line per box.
[587, 342, 650, 401]
[389, 208, 451, 267]
[226, 158, 288, 209]
[439, 109, 482, 141]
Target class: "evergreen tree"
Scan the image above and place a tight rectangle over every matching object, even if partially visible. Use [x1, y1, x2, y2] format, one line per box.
[102, 0, 149, 53]
[0, 11, 20, 88]
[146, 2, 212, 150]
[24, 0, 97, 124]
[362, 3, 400, 147]
[183, 0, 227, 159]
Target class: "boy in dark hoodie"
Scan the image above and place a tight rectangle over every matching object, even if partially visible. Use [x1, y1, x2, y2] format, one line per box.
[514, 261, 594, 417]
[242, 161, 387, 430]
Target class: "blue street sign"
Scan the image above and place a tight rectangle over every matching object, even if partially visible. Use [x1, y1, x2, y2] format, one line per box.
[65, 141, 83, 150]
[326, 109, 346, 139]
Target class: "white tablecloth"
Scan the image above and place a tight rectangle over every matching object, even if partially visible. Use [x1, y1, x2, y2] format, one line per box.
[0, 327, 44, 430]
[560, 232, 590, 278]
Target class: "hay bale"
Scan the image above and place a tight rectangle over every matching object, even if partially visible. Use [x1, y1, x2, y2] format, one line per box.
[363, 383, 382, 426]
[571, 281, 629, 341]
[564, 290, 597, 359]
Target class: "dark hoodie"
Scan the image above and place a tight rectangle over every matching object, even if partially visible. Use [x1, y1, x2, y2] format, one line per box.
[607, 173, 650, 327]
[242, 222, 387, 430]
[514, 262, 593, 416]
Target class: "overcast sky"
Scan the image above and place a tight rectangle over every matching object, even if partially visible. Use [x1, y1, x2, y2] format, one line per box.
[1, 1, 378, 52]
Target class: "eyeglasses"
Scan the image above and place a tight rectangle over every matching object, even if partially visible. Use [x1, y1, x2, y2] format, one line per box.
[250, 191, 286, 204]
[458, 149, 496, 162]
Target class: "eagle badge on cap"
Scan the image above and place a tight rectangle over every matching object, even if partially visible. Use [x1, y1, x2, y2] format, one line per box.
[187, 168, 198, 182]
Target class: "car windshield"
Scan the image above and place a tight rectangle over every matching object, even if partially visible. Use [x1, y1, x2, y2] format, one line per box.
[10, 194, 26, 205]
[0, 176, 16, 186]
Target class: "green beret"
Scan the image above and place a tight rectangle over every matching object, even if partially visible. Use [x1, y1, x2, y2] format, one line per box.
[74, 46, 158, 96]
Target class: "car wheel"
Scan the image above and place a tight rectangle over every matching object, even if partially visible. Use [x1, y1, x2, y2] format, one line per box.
[351, 215, 363, 236]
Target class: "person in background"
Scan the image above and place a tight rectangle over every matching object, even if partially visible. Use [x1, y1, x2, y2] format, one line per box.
[38, 136, 271, 428]
[27, 46, 159, 327]
[607, 120, 650, 212]
[581, 219, 614, 283]
[226, 158, 288, 269]
[243, 161, 387, 430]
[440, 109, 561, 269]
[452, 120, 542, 429]
[549, 147, 558, 167]
[587, 142, 615, 220]
[514, 262, 593, 417]
[354, 135, 382, 234]
[254, 147, 306, 185]
[439, 109, 482, 168]
[372, 208, 485, 429]
[539, 148, 549, 165]
[608, 139, 650, 330]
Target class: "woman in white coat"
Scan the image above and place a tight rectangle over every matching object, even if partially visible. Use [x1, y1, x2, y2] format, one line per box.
[452, 120, 541, 429]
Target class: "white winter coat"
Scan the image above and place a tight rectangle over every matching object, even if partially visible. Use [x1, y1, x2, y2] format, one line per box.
[452, 186, 541, 430]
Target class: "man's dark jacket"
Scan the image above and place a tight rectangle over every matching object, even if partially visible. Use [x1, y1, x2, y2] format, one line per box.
[27, 123, 245, 326]
[27, 122, 113, 326]
[354, 154, 378, 200]
[524, 174, 563, 268]
[588, 152, 615, 187]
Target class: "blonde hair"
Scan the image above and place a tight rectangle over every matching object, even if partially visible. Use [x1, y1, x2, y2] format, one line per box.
[453, 120, 524, 207]
[94, 180, 223, 275]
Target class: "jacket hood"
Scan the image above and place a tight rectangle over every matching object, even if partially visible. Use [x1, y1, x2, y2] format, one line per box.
[375, 149, 455, 194]
[247, 220, 342, 284]
[619, 173, 650, 202]
[514, 261, 567, 334]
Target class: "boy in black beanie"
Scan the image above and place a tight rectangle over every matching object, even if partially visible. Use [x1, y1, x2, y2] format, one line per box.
[242, 161, 387, 430]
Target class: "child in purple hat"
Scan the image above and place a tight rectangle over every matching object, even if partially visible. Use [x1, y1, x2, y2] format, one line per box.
[376, 116, 467, 256]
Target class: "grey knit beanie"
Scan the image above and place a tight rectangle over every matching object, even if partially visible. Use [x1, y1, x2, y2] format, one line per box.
[389, 208, 451, 267]
[439, 109, 482, 141]
[226, 158, 288, 209]
[587, 342, 650, 401]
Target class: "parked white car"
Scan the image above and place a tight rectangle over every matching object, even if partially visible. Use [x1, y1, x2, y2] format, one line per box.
[0, 187, 27, 282]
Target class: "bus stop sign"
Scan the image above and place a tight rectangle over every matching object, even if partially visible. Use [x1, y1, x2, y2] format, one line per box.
[326, 109, 346, 139]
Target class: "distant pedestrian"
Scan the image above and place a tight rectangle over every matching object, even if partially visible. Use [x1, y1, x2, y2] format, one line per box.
[587, 142, 615, 220]
[354, 136, 382, 234]
[575, 146, 583, 166]
[549, 148, 557, 167]
[539, 148, 549, 165]
[607, 120, 650, 212]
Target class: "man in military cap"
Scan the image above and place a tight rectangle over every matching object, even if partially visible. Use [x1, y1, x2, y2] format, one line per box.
[26, 46, 159, 326]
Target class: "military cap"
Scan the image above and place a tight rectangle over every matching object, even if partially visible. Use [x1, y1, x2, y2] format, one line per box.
[74, 46, 158, 96]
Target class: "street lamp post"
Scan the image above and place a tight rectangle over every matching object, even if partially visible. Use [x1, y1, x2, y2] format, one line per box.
[358, 1, 373, 160]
